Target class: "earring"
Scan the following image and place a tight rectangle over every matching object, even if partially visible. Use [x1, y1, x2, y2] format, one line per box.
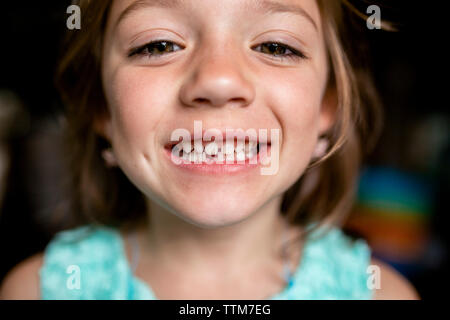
[102, 148, 118, 168]
[312, 137, 329, 160]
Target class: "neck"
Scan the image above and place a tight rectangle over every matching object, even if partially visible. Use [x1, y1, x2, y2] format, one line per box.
[136, 195, 290, 279]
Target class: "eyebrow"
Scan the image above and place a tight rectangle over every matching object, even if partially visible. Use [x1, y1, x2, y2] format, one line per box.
[115, 0, 318, 32]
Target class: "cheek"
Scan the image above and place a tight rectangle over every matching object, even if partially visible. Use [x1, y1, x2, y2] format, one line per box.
[267, 68, 324, 153]
[260, 66, 325, 192]
[103, 66, 172, 150]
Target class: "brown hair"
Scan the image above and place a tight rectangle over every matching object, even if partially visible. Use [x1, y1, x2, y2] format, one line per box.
[54, 0, 385, 239]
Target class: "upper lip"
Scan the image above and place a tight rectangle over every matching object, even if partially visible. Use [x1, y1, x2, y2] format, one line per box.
[163, 128, 273, 149]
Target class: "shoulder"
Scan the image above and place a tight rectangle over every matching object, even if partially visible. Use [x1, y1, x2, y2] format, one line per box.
[0, 252, 44, 299]
[38, 224, 132, 299]
[294, 226, 373, 299]
[370, 257, 420, 300]
[0, 224, 128, 300]
[42, 224, 121, 258]
[319, 228, 419, 299]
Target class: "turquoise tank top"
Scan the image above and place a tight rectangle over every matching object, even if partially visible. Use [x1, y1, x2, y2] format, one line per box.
[39, 224, 374, 299]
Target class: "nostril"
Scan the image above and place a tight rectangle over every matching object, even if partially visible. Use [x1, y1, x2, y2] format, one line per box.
[194, 98, 208, 103]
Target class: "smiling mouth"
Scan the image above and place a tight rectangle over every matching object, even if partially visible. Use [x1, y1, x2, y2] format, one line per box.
[164, 138, 271, 165]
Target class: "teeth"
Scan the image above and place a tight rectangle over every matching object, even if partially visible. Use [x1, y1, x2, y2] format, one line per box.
[236, 150, 246, 162]
[182, 141, 193, 154]
[246, 145, 258, 159]
[247, 140, 257, 150]
[182, 151, 190, 162]
[194, 140, 204, 154]
[224, 141, 235, 155]
[246, 142, 258, 158]
[226, 153, 234, 162]
[204, 142, 219, 156]
[173, 140, 260, 163]
[235, 141, 244, 153]
[172, 142, 183, 154]
[215, 152, 225, 162]
[189, 152, 205, 163]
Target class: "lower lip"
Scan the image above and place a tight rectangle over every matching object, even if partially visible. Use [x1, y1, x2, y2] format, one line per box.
[163, 146, 270, 175]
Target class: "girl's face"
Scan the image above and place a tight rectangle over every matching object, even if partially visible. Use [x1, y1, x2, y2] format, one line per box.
[100, 0, 334, 227]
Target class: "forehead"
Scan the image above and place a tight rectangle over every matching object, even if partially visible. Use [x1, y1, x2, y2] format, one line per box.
[107, 0, 321, 32]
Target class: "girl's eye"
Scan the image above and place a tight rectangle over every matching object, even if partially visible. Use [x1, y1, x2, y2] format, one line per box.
[252, 42, 307, 61]
[128, 40, 183, 58]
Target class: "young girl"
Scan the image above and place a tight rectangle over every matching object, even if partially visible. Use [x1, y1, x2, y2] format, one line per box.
[1, 0, 419, 299]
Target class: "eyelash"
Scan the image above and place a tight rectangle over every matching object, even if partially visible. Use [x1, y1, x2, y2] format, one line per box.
[127, 40, 307, 62]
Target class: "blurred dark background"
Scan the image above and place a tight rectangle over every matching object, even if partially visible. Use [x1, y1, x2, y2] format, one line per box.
[0, 1, 448, 299]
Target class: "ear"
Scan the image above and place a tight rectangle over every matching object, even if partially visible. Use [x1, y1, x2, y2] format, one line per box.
[318, 84, 338, 135]
[93, 111, 113, 143]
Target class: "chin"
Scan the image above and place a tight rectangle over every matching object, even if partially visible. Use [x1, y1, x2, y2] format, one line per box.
[168, 194, 258, 229]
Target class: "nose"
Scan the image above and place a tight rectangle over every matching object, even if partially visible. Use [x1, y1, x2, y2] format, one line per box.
[179, 43, 255, 109]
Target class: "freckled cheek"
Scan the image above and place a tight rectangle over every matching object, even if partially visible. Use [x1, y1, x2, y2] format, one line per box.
[105, 69, 170, 149]
[273, 75, 324, 151]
